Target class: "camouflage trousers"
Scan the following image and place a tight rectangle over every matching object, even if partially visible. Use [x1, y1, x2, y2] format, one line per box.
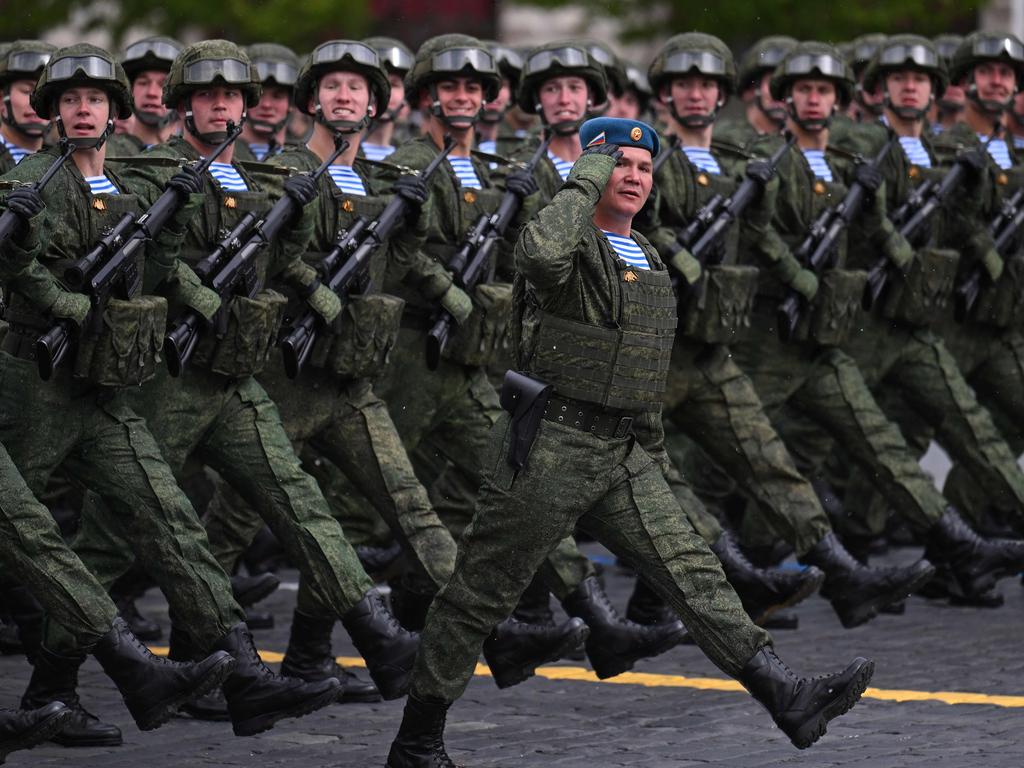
[412, 410, 770, 703]
[665, 340, 833, 556]
[69, 365, 373, 648]
[0, 352, 241, 651]
[0, 438, 116, 646]
[201, 362, 458, 613]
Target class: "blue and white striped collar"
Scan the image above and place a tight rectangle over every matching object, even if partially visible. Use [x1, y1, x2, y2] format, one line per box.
[681, 145, 721, 175]
[601, 229, 650, 270]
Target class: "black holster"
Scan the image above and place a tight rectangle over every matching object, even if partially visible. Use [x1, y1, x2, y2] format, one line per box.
[499, 370, 552, 470]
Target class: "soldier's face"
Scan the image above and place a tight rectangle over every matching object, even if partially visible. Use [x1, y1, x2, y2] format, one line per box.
[597, 146, 653, 219]
[423, 76, 483, 121]
[972, 62, 1016, 103]
[315, 71, 373, 122]
[184, 86, 245, 135]
[758, 73, 786, 112]
[607, 90, 641, 120]
[387, 73, 408, 119]
[58, 87, 111, 139]
[484, 78, 512, 114]
[789, 79, 836, 122]
[885, 70, 932, 111]
[3, 79, 46, 128]
[665, 75, 721, 120]
[251, 84, 291, 131]
[538, 75, 588, 124]
[132, 70, 169, 117]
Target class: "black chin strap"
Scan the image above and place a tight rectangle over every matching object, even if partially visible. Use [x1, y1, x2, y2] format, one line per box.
[535, 101, 585, 137]
[134, 108, 177, 130]
[53, 112, 112, 151]
[2, 94, 49, 138]
[666, 96, 722, 129]
[313, 94, 370, 135]
[754, 94, 787, 128]
[184, 96, 247, 144]
[428, 83, 479, 129]
[965, 78, 1014, 116]
[883, 91, 933, 123]
[785, 96, 834, 132]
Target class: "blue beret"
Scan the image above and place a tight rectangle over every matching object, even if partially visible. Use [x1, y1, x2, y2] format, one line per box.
[579, 116, 660, 158]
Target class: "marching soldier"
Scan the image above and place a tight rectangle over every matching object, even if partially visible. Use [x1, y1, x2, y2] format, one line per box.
[108, 36, 182, 156]
[0, 41, 54, 172]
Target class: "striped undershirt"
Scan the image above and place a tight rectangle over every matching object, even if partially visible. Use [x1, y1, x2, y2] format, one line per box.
[681, 146, 722, 175]
[84, 175, 118, 195]
[477, 139, 497, 155]
[547, 150, 574, 182]
[247, 143, 280, 162]
[2, 138, 30, 165]
[1014, 135, 1024, 151]
[982, 135, 1013, 170]
[362, 143, 396, 161]
[327, 165, 367, 196]
[898, 136, 932, 169]
[448, 156, 482, 189]
[801, 149, 833, 182]
[602, 230, 650, 270]
[207, 161, 249, 192]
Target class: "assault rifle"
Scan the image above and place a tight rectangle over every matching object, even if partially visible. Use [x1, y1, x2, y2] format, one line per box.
[425, 132, 554, 371]
[162, 135, 349, 377]
[0, 139, 76, 245]
[776, 137, 895, 342]
[279, 136, 455, 379]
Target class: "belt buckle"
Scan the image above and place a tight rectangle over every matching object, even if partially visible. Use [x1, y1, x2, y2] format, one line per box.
[613, 416, 633, 439]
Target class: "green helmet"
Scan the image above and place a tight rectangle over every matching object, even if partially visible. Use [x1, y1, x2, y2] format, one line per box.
[933, 34, 964, 71]
[245, 43, 300, 89]
[624, 63, 652, 112]
[770, 41, 854, 104]
[483, 41, 523, 90]
[294, 40, 391, 134]
[862, 34, 948, 101]
[31, 43, 132, 121]
[516, 41, 608, 117]
[163, 39, 261, 111]
[0, 40, 55, 88]
[121, 36, 182, 81]
[848, 33, 888, 77]
[948, 31, 1024, 84]
[649, 32, 735, 128]
[405, 33, 501, 110]
[737, 36, 797, 92]
[363, 37, 414, 76]
[584, 40, 628, 98]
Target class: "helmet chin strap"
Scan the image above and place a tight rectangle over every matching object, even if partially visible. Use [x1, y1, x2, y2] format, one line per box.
[785, 96, 834, 132]
[2, 94, 50, 138]
[134, 107, 177, 129]
[755, 94, 788, 127]
[535, 99, 586, 137]
[185, 96, 246, 144]
[854, 85, 885, 117]
[428, 83, 479, 129]
[313, 95, 371, 134]
[666, 95, 723, 129]
[883, 89, 933, 122]
[52, 109, 113, 151]
[965, 77, 1015, 116]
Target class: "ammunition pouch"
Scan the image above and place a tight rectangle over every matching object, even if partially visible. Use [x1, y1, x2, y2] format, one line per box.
[880, 247, 959, 328]
[679, 264, 759, 344]
[442, 282, 514, 367]
[194, 289, 288, 378]
[73, 296, 167, 387]
[499, 370, 552, 469]
[970, 256, 1024, 330]
[792, 269, 867, 346]
[309, 293, 405, 380]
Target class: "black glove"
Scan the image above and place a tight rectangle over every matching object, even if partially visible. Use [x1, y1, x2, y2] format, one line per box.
[505, 168, 538, 199]
[855, 163, 882, 195]
[167, 165, 204, 197]
[959, 146, 987, 176]
[582, 142, 623, 161]
[284, 173, 318, 206]
[5, 187, 44, 221]
[391, 174, 429, 209]
[745, 159, 774, 186]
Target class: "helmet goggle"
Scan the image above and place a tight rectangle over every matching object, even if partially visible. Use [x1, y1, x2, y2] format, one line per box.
[492, 45, 523, 71]
[254, 59, 298, 86]
[6, 51, 51, 74]
[626, 66, 650, 94]
[756, 46, 789, 69]
[183, 58, 250, 85]
[48, 55, 115, 82]
[662, 50, 728, 76]
[878, 43, 939, 70]
[373, 45, 413, 72]
[935, 39, 961, 61]
[123, 40, 181, 65]
[783, 53, 846, 79]
[430, 48, 496, 75]
[586, 45, 615, 67]
[313, 41, 379, 69]
[853, 42, 881, 64]
[523, 46, 589, 76]
[973, 36, 1024, 62]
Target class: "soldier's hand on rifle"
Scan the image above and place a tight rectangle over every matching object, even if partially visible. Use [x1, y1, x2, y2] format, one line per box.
[167, 165, 204, 197]
[855, 163, 883, 198]
[980, 247, 1005, 283]
[505, 168, 538, 200]
[668, 246, 702, 287]
[6, 186, 45, 223]
[959, 147, 987, 177]
[284, 174, 318, 207]
[788, 268, 819, 302]
[440, 283, 473, 325]
[306, 282, 342, 324]
[745, 159, 774, 186]
[47, 289, 90, 327]
[391, 174, 429, 210]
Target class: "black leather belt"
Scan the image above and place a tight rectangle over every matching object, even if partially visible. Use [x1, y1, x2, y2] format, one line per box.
[542, 393, 635, 439]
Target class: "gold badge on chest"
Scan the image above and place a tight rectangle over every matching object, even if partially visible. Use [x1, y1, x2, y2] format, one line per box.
[91, 198, 106, 211]
[997, 173, 1009, 186]
[813, 180, 827, 195]
[463, 190, 477, 204]
[696, 173, 710, 187]
[225, 196, 237, 209]
[623, 270, 639, 283]
[342, 199, 355, 212]
[908, 165, 920, 179]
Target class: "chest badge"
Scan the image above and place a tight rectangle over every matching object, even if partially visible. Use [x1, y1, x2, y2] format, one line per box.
[91, 198, 106, 211]
[696, 173, 710, 187]
[623, 270, 639, 283]
[225, 196, 237, 209]
[463, 190, 477, 204]
[997, 172, 1009, 186]
[908, 165, 920, 179]
[342, 199, 355, 213]
[813, 180, 827, 196]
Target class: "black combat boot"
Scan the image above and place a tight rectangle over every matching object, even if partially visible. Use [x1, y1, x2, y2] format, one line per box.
[21, 647, 123, 747]
[924, 507, 1024, 598]
[512, 576, 555, 625]
[738, 645, 874, 749]
[340, 588, 419, 701]
[214, 622, 340, 736]
[0, 584, 43, 661]
[561, 575, 687, 679]
[626, 577, 678, 626]
[355, 541, 404, 576]
[481, 616, 589, 688]
[280, 609, 381, 703]
[390, 584, 432, 632]
[109, 567, 161, 642]
[799, 532, 935, 628]
[169, 624, 232, 722]
[0, 702, 71, 764]
[711, 531, 825, 625]
[230, 573, 280, 607]
[386, 694, 457, 768]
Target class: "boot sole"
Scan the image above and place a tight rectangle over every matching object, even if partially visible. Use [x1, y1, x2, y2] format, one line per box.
[834, 562, 936, 629]
[749, 567, 825, 626]
[589, 622, 688, 680]
[231, 681, 340, 737]
[133, 654, 237, 731]
[0, 704, 73, 759]
[487, 622, 591, 689]
[790, 659, 875, 749]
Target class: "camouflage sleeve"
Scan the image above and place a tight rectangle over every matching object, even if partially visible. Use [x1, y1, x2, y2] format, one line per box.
[515, 152, 613, 292]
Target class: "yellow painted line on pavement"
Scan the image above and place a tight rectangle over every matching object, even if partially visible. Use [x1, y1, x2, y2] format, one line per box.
[149, 647, 1024, 709]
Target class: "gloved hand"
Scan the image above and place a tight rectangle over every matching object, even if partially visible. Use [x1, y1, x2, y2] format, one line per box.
[307, 282, 342, 323]
[440, 283, 473, 325]
[668, 246, 702, 286]
[581, 142, 623, 161]
[283, 173, 318, 206]
[391, 174, 429, 209]
[48, 290, 90, 326]
[5, 187, 44, 221]
[981, 248, 1005, 283]
[167, 165, 204, 197]
[789, 268, 819, 302]
[505, 168, 538, 199]
[745, 159, 774, 186]
[855, 163, 883, 196]
[959, 146, 987, 176]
